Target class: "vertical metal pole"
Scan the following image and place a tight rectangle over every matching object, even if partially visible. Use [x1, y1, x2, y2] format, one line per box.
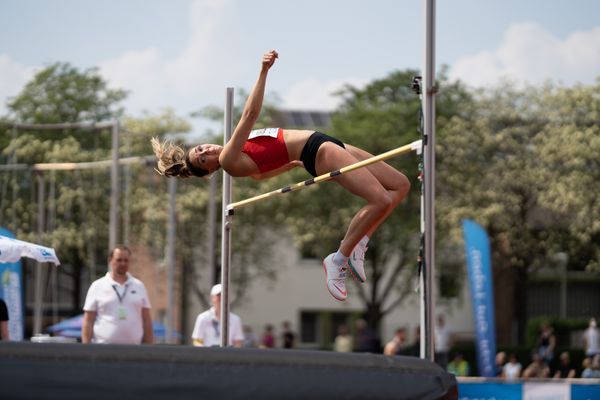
[10, 125, 18, 231]
[109, 120, 120, 250]
[207, 176, 217, 285]
[220, 88, 234, 347]
[123, 165, 131, 245]
[421, 0, 437, 362]
[48, 172, 58, 325]
[166, 178, 177, 343]
[419, 175, 426, 358]
[33, 172, 46, 335]
[123, 130, 132, 246]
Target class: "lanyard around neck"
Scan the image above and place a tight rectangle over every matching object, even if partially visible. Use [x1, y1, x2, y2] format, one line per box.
[112, 284, 129, 304]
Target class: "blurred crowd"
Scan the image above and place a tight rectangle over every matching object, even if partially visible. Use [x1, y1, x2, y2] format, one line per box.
[439, 317, 600, 379]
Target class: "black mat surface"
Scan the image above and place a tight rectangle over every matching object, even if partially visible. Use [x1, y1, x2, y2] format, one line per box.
[0, 342, 457, 400]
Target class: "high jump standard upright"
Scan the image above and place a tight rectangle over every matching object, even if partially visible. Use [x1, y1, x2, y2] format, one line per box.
[421, 0, 437, 362]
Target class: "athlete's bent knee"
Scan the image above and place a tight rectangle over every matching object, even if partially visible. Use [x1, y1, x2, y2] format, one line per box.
[373, 192, 393, 212]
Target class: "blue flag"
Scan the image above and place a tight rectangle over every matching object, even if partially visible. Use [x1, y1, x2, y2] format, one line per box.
[0, 227, 24, 340]
[463, 219, 497, 377]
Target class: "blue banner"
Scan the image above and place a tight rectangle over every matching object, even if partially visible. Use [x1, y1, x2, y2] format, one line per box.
[463, 220, 497, 377]
[458, 380, 600, 400]
[0, 227, 24, 340]
[459, 382, 522, 400]
[571, 383, 600, 400]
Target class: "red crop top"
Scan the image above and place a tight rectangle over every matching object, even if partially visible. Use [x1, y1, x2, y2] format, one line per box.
[242, 128, 290, 173]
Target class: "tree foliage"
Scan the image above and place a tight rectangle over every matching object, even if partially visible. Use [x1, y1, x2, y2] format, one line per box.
[438, 80, 600, 271]
[0, 65, 193, 315]
[436, 78, 600, 342]
[8, 63, 127, 125]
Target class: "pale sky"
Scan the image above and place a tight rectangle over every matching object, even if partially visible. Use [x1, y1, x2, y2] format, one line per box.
[1, 0, 599, 136]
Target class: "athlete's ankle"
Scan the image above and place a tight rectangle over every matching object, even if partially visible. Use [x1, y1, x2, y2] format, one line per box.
[358, 235, 369, 249]
[333, 250, 349, 266]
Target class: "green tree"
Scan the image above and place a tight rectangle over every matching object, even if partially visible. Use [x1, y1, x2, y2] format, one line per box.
[1, 64, 129, 316]
[0, 64, 195, 320]
[535, 80, 600, 273]
[8, 63, 127, 124]
[436, 79, 600, 344]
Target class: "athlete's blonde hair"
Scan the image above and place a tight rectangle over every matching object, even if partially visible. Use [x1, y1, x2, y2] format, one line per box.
[151, 137, 194, 178]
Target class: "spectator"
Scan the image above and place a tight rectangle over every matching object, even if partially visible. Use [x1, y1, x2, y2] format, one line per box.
[536, 322, 556, 365]
[581, 354, 600, 379]
[281, 321, 296, 349]
[581, 354, 600, 378]
[191, 284, 244, 347]
[333, 324, 353, 353]
[502, 353, 523, 381]
[552, 351, 576, 379]
[243, 325, 259, 348]
[384, 327, 408, 356]
[354, 319, 380, 353]
[435, 315, 453, 368]
[447, 352, 470, 377]
[495, 351, 507, 377]
[522, 352, 550, 378]
[0, 298, 9, 341]
[583, 317, 599, 358]
[261, 324, 276, 348]
[581, 357, 592, 378]
[82, 246, 153, 344]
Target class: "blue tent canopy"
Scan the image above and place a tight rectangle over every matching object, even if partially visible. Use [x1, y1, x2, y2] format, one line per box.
[46, 314, 180, 340]
[46, 314, 84, 333]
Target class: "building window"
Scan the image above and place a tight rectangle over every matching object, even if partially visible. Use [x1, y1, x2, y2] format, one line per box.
[300, 311, 318, 343]
[439, 272, 460, 299]
[300, 310, 357, 348]
[330, 312, 353, 342]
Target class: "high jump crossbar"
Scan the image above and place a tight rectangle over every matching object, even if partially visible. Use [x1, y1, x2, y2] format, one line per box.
[226, 139, 422, 214]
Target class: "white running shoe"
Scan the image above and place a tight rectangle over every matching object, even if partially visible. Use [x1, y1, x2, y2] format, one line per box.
[348, 245, 367, 283]
[322, 253, 347, 301]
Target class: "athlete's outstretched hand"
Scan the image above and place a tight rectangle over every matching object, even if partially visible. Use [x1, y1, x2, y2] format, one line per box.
[262, 50, 278, 71]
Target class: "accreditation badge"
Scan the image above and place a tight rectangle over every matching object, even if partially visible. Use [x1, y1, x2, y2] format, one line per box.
[118, 306, 128, 320]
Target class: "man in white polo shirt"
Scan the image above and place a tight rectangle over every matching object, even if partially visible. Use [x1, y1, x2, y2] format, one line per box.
[82, 246, 154, 344]
[191, 284, 244, 347]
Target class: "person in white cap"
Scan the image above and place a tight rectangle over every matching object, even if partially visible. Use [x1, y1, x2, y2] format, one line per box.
[191, 283, 244, 347]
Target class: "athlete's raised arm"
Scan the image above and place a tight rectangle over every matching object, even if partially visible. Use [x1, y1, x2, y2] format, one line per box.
[219, 50, 278, 174]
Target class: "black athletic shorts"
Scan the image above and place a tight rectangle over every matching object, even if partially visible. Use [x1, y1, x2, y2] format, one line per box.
[299, 131, 345, 177]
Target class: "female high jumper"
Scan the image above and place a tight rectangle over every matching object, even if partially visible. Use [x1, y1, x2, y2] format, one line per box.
[151, 50, 410, 301]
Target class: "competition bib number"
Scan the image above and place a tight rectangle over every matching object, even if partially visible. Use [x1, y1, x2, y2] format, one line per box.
[248, 128, 279, 140]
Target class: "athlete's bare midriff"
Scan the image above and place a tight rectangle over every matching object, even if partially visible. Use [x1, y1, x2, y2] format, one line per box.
[281, 129, 314, 161]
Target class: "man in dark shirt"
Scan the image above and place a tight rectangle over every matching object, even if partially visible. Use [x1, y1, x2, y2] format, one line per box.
[355, 319, 381, 353]
[552, 351, 576, 379]
[0, 298, 9, 340]
[281, 321, 296, 349]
